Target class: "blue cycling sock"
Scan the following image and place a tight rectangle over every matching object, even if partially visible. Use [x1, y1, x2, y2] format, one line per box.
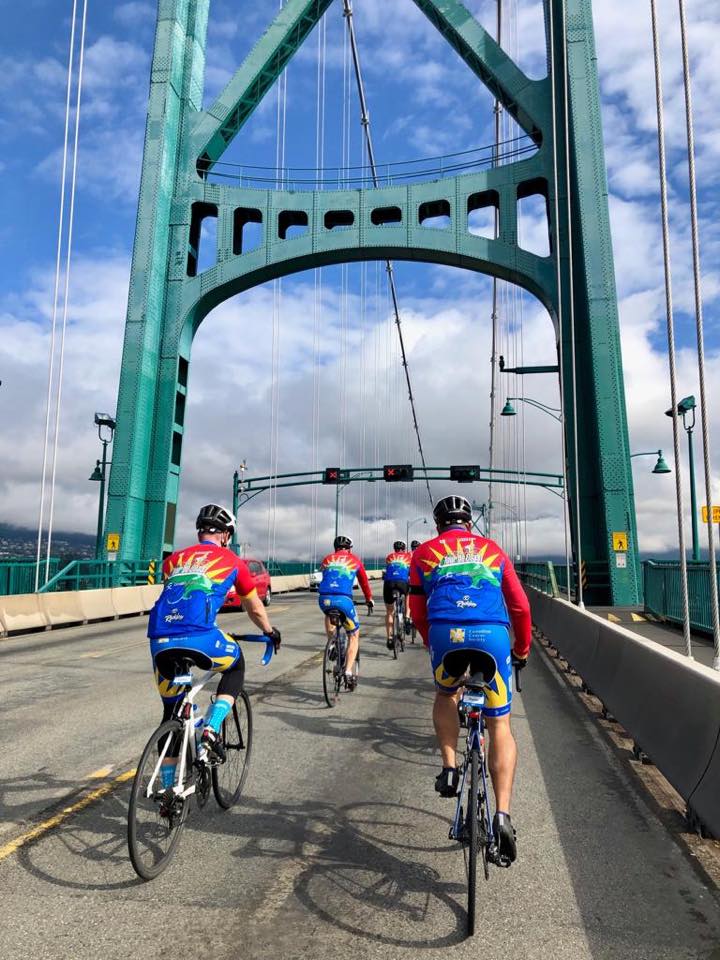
[204, 699, 232, 733]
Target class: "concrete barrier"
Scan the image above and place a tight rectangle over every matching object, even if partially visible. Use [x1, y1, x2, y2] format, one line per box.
[39, 591, 86, 628]
[0, 594, 48, 634]
[111, 586, 148, 616]
[141, 585, 163, 610]
[526, 586, 720, 838]
[78, 588, 116, 623]
[271, 575, 309, 593]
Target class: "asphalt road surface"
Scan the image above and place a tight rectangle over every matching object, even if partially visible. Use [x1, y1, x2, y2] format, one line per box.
[1, 593, 719, 959]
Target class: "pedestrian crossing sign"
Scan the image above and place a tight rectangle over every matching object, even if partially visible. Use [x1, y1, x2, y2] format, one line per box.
[612, 532, 628, 552]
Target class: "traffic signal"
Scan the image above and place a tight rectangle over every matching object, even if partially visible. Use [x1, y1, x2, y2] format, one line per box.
[383, 464, 414, 482]
[323, 467, 341, 484]
[450, 464, 481, 483]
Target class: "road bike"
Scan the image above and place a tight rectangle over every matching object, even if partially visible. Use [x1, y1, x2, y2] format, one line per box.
[449, 656, 524, 936]
[322, 608, 360, 707]
[127, 634, 273, 880]
[389, 588, 406, 659]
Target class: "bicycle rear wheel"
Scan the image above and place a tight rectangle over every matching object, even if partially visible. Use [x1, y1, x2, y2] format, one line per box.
[464, 747, 479, 936]
[392, 605, 400, 660]
[128, 719, 190, 881]
[323, 634, 340, 707]
[212, 691, 253, 809]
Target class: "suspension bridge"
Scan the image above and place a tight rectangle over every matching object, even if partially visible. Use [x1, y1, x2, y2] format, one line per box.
[2, 1, 720, 957]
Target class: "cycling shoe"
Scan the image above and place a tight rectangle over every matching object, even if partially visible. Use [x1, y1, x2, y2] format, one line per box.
[434, 766, 460, 798]
[492, 811, 517, 864]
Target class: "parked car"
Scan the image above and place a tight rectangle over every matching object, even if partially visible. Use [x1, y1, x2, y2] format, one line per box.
[309, 569, 322, 591]
[221, 557, 271, 610]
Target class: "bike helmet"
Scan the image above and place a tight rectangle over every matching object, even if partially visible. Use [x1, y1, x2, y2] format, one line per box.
[433, 495, 472, 527]
[334, 535, 353, 550]
[410, 540, 420, 550]
[196, 503, 236, 535]
[393, 540, 406, 551]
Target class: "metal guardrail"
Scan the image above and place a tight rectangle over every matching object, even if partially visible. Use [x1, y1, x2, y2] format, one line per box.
[515, 561, 558, 597]
[37, 559, 159, 594]
[0, 559, 62, 597]
[644, 560, 718, 634]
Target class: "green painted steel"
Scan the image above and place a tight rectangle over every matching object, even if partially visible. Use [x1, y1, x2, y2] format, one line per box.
[643, 560, 718, 634]
[106, 0, 639, 605]
[0, 559, 62, 597]
[516, 561, 559, 597]
[38, 559, 160, 594]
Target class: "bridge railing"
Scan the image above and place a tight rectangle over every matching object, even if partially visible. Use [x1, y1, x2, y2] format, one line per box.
[644, 560, 718, 634]
[37, 559, 159, 594]
[0, 559, 62, 597]
[515, 561, 558, 597]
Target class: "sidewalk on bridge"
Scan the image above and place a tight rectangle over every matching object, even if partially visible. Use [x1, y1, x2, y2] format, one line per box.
[589, 606, 716, 668]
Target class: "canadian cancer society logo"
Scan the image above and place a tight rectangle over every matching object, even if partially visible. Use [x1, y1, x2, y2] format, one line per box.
[450, 628, 465, 644]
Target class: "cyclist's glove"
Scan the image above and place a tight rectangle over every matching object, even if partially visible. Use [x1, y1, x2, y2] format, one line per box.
[366, 599, 374, 615]
[511, 653, 528, 670]
[266, 627, 282, 652]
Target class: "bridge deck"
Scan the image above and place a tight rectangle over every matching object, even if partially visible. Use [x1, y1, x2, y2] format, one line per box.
[589, 606, 717, 668]
[1, 594, 718, 958]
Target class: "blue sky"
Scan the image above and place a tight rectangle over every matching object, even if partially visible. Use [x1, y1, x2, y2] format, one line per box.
[1, 0, 719, 562]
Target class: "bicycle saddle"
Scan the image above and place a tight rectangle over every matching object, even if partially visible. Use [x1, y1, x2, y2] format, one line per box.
[326, 609, 345, 625]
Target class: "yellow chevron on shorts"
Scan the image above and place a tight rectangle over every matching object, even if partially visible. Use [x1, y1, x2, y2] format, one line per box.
[155, 668, 184, 699]
[434, 662, 459, 688]
[211, 655, 237, 671]
[485, 668, 509, 711]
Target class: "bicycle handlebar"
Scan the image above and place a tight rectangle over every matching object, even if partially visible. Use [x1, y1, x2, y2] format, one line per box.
[230, 634, 275, 666]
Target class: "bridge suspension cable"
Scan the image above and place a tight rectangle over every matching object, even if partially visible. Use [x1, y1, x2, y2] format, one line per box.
[677, 0, 720, 669]
[35, 0, 89, 590]
[649, 0, 692, 657]
[341, 0, 434, 510]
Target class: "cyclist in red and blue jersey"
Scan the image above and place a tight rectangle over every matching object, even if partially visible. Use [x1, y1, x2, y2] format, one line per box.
[383, 540, 412, 649]
[148, 504, 281, 784]
[409, 495, 531, 863]
[318, 535, 374, 690]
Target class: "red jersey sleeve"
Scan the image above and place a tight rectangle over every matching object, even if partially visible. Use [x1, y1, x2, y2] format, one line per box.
[354, 555, 373, 602]
[409, 556, 429, 646]
[161, 556, 173, 582]
[501, 555, 532, 658]
[233, 558, 257, 598]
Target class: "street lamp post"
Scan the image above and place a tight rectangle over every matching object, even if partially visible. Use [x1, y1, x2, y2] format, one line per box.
[89, 412, 116, 559]
[630, 449, 672, 475]
[665, 396, 699, 561]
[406, 516, 427, 544]
[501, 396, 562, 421]
[232, 460, 247, 553]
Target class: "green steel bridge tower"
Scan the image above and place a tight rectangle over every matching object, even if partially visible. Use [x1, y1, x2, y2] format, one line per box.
[105, 0, 639, 605]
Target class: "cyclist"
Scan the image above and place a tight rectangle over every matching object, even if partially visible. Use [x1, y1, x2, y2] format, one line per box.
[318, 535, 374, 690]
[410, 539, 421, 551]
[147, 504, 281, 785]
[409, 495, 531, 863]
[383, 539, 412, 649]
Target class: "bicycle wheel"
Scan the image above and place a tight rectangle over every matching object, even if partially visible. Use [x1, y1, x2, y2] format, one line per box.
[392, 604, 400, 660]
[323, 633, 340, 707]
[212, 691, 253, 809]
[465, 747, 479, 936]
[128, 719, 190, 881]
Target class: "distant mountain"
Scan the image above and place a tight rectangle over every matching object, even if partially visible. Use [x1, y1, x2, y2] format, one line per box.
[0, 522, 95, 562]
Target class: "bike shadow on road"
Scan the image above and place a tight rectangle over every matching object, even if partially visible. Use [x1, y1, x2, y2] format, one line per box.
[219, 793, 469, 951]
[0, 770, 105, 832]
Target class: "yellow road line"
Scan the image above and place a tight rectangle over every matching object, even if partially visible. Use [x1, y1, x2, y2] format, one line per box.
[0, 768, 136, 863]
[86, 766, 114, 779]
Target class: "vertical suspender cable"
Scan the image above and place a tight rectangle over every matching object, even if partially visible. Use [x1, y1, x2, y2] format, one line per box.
[560, 0, 584, 607]
[311, 13, 326, 565]
[44, 0, 89, 583]
[649, 0, 692, 656]
[35, 0, 79, 592]
[342, 0, 433, 509]
[487, 0, 502, 539]
[549, 0, 573, 599]
[677, 0, 720, 669]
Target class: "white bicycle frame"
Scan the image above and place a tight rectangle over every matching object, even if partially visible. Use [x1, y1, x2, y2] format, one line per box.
[145, 668, 215, 800]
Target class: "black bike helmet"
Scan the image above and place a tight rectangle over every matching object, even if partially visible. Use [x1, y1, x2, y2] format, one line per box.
[393, 540, 406, 551]
[410, 540, 420, 550]
[196, 503, 236, 535]
[433, 495, 472, 527]
[334, 535, 353, 550]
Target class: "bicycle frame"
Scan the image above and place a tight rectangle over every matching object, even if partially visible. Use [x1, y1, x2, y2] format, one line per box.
[450, 690, 493, 849]
[146, 668, 214, 800]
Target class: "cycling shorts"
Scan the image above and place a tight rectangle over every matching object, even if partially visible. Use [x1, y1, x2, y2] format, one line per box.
[150, 628, 243, 703]
[428, 622, 512, 717]
[318, 594, 359, 632]
[383, 579, 409, 606]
